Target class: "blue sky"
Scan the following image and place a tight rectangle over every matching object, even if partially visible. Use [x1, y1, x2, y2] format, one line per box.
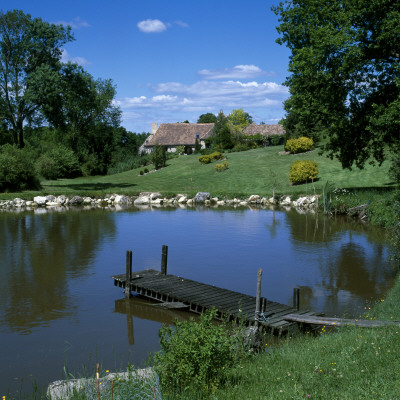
[2, 0, 291, 133]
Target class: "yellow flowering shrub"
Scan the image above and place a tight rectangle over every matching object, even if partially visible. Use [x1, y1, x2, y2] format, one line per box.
[215, 161, 229, 172]
[285, 137, 314, 154]
[289, 160, 318, 184]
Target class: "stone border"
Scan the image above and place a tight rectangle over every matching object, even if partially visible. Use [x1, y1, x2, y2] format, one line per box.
[0, 192, 319, 213]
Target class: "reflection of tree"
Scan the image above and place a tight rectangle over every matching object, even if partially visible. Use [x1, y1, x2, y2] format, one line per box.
[286, 209, 387, 244]
[265, 207, 280, 239]
[0, 209, 116, 333]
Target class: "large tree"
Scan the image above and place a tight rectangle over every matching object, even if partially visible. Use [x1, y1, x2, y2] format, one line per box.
[0, 9, 73, 148]
[273, 0, 400, 169]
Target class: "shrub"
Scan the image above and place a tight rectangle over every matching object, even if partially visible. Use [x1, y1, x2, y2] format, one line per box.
[140, 170, 144, 175]
[144, 167, 149, 173]
[0, 144, 40, 191]
[289, 160, 318, 184]
[210, 151, 223, 161]
[153, 309, 235, 393]
[269, 134, 283, 146]
[176, 145, 185, 155]
[285, 136, 314, 154]
[215, 161, 229, 172]
[199, 155, 212, 164]
[232, 143, 251, 152]
[150, 144, 167, 169]
[36, 144, 80, 179]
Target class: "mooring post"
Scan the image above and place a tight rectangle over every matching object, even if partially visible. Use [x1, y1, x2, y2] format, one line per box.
[161, 245, 168, 275]
[293, 287, 300, 311]
[255, 268, 263, 327]
[125, 250, 132, 297]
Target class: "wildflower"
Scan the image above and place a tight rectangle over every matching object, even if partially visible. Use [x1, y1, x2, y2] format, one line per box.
[307, 395, 311, 398]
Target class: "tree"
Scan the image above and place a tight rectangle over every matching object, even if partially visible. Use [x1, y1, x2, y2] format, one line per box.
[197, 113, 217, 123]
[227, 108, 253, 129]
[0, 10, 73, 148]
[273, 0, 400, 169]
[150, 144, 167, 169]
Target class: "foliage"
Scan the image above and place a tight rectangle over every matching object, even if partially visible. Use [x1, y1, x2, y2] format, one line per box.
[215, 161, 229, 172]
[140, 170, 144, 175]
[289, 160, 318, 184]
[150, 144, 167, 170]
[153, 309, 235, 393]
[197, 113, 217, 123]
[285, 136, 314, 154]
[227, 108, 253, 133]
[268, 134, 283, 146]
[232, 143, 252, 152]
[199, 155, 212, 164]
[175, 145, 185, 155]
[0, 144, 40, 191]
[194, 138, 202, 154]
[273, 0, 400, 169]
[389, 146, 400, 184]
[210, 151, 224, 161]
[0, 10, 73, 148]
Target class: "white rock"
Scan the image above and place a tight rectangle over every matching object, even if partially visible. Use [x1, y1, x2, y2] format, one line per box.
[280, 196, 291, 206]
[178, 196, 187, 204]
[33, 196, 47, 206]
[248, 195, 260, 203]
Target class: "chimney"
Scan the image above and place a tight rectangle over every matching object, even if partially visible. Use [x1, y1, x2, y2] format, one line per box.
[151, 123, 158, 134]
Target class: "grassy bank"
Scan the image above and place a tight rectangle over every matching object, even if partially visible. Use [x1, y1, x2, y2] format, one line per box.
[0, 146, 394, 200]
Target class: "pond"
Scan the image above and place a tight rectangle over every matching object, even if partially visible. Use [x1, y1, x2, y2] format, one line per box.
[0, 206, 397, 394]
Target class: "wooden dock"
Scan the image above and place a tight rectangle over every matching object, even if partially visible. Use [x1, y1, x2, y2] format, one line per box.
[111, 247, 318, 334]
[111, 247, 400, 333]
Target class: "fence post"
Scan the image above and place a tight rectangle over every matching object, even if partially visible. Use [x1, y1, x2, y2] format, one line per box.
[161, 245, 168, 275]
[255, 268, 263, 327]
[125, 250, 132, 297]
[293, 287, 300, 311]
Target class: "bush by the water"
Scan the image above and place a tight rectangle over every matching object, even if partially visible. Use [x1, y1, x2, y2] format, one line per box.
[153, 309, 236, 394]
[289, 160, 318, 184]
[285, 136, 314, 154]
[0, 144, 40, 192]
[36, 144, 81, 180]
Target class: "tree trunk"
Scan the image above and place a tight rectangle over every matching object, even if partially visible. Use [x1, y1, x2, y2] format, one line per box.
[17, 120, 24, 148]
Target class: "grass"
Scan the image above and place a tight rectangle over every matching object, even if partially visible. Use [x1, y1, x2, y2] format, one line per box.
[0, 146, 394, 200]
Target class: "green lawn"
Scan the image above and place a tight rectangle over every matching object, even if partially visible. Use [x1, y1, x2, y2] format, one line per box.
[3, 146, 393, 200]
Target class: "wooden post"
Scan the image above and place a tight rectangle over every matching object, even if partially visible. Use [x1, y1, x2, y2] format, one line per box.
[293, 287, 300, 311]
[125, 250, 132, 297]
[255, 268, 263, 326]
[161, 245, 168, 275]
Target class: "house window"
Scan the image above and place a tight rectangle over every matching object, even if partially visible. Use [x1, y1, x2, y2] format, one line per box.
[196, 134, 200, 139]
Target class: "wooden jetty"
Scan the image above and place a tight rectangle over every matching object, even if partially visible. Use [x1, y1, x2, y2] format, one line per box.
[112, 246, 400, 333]
[111, 247, 319, 335]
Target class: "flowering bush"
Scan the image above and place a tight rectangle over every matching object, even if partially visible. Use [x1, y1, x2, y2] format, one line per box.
[285, 137, 314, 154]
[289, 160, 318, 184]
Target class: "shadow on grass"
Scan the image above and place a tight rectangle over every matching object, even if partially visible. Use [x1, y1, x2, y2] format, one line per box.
[44, 182, 137, 191]
[346, 185, 398, 193]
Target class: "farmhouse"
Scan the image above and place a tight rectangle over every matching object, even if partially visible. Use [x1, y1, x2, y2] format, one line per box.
[243, 123, 285, 137]
[141, 123, 214, 154]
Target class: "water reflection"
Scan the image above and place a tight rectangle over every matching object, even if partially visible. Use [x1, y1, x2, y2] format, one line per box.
[0, 210, 116, 333]
[114, 297, 192, 345]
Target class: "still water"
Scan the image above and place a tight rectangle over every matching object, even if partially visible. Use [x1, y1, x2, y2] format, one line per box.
[0, 206, 397, 394]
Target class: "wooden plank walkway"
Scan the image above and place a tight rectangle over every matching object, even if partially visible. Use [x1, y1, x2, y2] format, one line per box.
[111, 268, 315, 334]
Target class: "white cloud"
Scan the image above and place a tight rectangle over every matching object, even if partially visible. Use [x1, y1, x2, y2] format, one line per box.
[198, 65, 274, 80]
[137, 19, 167, 33]
[61, 49, 90, 66]
[54, 17, 90, 29]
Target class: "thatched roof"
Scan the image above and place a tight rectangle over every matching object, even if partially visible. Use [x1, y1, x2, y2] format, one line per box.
[243, 123, 285, 136]
[144, 123, 215, 147]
